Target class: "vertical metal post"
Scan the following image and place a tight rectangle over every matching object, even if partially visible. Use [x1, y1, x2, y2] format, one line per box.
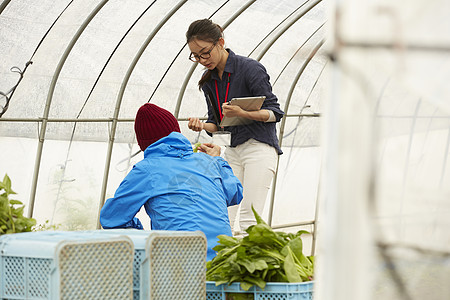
[27, 0, 108, 218]
[97, 0, 188, 228]
[267, 40, 324, 226]
[174, 0, 256, 118]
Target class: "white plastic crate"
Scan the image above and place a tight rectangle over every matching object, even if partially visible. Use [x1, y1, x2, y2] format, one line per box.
[206, 281, 314, 300]
[96, 229, 208, 300]
[0, 231, 134, 300]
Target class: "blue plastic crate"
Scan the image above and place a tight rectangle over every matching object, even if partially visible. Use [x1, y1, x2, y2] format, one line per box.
[0, 231, 134, 300]
[89, 229, 207, 300]
[206, 281, 314, 300]
[140, 230, 207, 300]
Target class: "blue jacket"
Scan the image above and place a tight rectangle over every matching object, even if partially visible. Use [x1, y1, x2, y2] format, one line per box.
[100, 132, 243, 260]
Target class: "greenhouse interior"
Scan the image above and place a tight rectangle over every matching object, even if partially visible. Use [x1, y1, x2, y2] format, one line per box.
[1, 0, 449, 299]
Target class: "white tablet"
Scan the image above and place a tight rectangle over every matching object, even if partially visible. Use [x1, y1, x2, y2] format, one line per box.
[219, 96, 266, 127]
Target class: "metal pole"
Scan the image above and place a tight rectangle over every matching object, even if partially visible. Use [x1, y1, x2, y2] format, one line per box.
[0, 113, 323, 123]
[256, 0, 323, 61]
[174, 0, 256, 118]
[97, 0, 187, 229]
[439, 126, 450, 188]
[0, 0, 11, 15]
[27, 0, 108, 218]
[271, 220, 314, 229]
[267, 39, 324, 226]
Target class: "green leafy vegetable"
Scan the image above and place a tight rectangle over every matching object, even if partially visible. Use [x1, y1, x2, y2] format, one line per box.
[0, 174, 36, 235]
[193, 142, 202, 152]
[206, 205, 314, 291]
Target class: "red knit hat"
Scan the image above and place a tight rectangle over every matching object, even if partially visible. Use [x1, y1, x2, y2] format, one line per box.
[134, 103, 181, 151]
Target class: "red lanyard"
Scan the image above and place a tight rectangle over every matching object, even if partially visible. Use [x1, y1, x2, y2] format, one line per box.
[214, 73, 231, 120]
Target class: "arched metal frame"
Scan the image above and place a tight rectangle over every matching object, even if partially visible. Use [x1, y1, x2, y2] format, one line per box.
[0, 0, 11, 15]
[28, 0, 109, 217]
[174, 0, 257, 117]
[97, 0, 188, 228]
[268, 39, 324, 231]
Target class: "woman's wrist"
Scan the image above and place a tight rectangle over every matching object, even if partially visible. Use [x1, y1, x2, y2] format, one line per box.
[203, 122, 218, 133]
[243, 109, 271, 122]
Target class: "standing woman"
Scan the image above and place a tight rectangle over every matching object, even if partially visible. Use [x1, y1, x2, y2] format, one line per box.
[186, 19, 284, 235]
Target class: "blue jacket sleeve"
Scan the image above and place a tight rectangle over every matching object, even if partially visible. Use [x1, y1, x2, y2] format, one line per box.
[215, 157, 243, 206]
[100, 164, 150, 229]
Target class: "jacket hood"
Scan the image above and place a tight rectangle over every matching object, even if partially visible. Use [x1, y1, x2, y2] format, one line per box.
[143, 132, 193, 158]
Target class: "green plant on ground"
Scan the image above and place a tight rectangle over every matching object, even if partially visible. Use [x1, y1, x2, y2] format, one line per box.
[0, 174, 36, 235]
[207, 206, 314, 292]
[33, 219, 61, 231]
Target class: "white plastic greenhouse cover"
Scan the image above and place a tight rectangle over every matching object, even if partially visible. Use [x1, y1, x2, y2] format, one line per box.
[0, 0, 449, 299]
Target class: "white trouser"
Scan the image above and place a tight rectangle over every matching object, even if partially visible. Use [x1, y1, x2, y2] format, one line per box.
[225, 139, 278, 235]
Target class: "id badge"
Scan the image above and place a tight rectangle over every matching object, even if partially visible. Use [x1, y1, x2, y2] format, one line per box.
[212, 131, 231, 146]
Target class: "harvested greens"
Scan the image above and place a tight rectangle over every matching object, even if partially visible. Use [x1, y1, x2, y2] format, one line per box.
[193, 142, 202, 153]
[206, 206, 314, 291]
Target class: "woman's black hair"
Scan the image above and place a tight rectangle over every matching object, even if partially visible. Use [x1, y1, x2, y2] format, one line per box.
[186, 19, 224, 89]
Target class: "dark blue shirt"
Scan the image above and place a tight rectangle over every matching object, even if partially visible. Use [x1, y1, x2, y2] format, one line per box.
[201, 49, 284, 154]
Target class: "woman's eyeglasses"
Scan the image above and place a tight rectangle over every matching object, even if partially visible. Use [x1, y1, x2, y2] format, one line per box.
[189, 43, 216, 62]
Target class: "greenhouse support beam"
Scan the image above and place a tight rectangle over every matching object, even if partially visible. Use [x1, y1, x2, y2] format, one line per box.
[273, 22, 325, 87]
[0, 113, 320, 123]
[97, 0, 187, 229]
[0, 118, 134, 123]
[174, 63, 197, 118]
[248, 2, 311, 58]
[80, 0, 157, 117]
[311, 178, 321, 256]
[340, 40, 450, 53]
[255, 0, 323, 61]
[271, 220, 314, 229]
[267, 39, 324, 227]
[27, 0, 108, 218]
[398, 99, 421, 237]
[0, 0, 11, 15]
[440, 127, 450, 188]
[174, 0, 256, 118]
[147, 1, 229, 104]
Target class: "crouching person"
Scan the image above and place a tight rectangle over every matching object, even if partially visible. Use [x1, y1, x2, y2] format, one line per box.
[100, 103, 243, 261]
